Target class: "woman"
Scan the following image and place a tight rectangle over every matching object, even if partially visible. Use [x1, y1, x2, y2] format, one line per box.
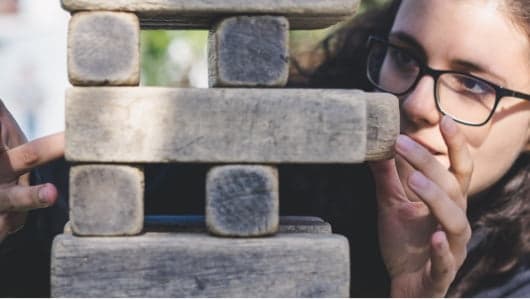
[0, 0, 528, 297]
[306, 0, 530, 296]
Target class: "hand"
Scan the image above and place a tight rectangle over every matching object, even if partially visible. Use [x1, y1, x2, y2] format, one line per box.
[0, 100, 64, 242]
[369, 116, 473, 297]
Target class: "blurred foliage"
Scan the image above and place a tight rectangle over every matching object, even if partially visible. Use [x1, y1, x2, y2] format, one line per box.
[140, 0, 390, 86]
[141, 30, 207, 86]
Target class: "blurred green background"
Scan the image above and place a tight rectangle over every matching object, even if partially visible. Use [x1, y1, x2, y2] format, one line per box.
[140, 0, 390, 87]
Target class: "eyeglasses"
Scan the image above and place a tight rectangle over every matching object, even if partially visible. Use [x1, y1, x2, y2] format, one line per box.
[365, 35, 530, 126]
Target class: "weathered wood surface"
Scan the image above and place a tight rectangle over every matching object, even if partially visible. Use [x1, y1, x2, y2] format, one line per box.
[69, 165, 144, 236]
[61, 0, 360, 30]
[65, 88, 399, 162]
[51, 233, 350, 297]
[143, 215, 332, 234]
[65, 87, 401, 163]
[208, 16, 289, 87]
[68, 12, 140, 86]
[206, 165, 279, 237]
[365, 94, 399, 160]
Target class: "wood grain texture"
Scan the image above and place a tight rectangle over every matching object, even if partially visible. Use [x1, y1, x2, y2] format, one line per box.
[69, 165, 144, 236]
[61, 0, 360, 30]
[68, 12, 140, 86]
[65, 87, 379, 163]
[206, 165, 279, 237]
[208, 16, 289, 87]
[143, 215, 332, 234]
[364, 93, 399, 161]
[51, 233, 350, 297]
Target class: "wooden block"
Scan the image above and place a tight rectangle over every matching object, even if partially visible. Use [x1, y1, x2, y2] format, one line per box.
[278, 216, 332, 234]
[65, 87, 398, 163]
[68, 12, 140, 86]
[208, 16, 289, 87]
[61, 0, 361, 30]
[206, 165, 279, 237]
[69, 165, 144, 236]
[51, 233, 350, 297]
[144, 215, 333, 234]
[365, 93, 400, 161]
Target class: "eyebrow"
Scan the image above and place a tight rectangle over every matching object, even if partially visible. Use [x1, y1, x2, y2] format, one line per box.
[388, 31, 427, 60]
[450, 59, 507, 86]
[388, 30, 507, 86]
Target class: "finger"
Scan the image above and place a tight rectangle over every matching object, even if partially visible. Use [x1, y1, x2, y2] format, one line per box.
[440, 116, 473, 196]
[368, 159, 408, 206]
[395, 153, 423, 202]
[0, 183, 58, 212]
[395, 134, 463, 202]
[0, 99, 27, 146]
[408, 171, 471, 260]
[428, 231, 456, 295]
[18, 172, 30, 186]
[0, 132, 64, 182]
[0, 123, 8, 153]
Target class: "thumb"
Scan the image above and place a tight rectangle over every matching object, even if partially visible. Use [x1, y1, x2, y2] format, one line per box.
[368, 159, 406, 205]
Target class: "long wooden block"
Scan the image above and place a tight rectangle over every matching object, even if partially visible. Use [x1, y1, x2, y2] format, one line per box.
[68, 12, 140, 86]
[65, 87, 398, 163]
[69, 165, 144, 236]
[61, 0, 360, 30]
[206, 165, 279, 237]
[208, 16, 289, 87]
[143, 215, 333, 234]
[51, 233, 350, 297]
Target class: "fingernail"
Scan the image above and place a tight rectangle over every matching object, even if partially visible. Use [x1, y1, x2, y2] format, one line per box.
[38, 186, 49, 204]
[442, 116, 457, 135]
[396, 135, 414, 154]
[409, 171, 428, 190]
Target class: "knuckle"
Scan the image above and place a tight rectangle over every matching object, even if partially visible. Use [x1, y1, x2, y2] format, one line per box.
[460, 157, 474, 177]
[448, 216, 468, 236]
[3, 189, 17, 211]
[20, 144, 39, 167]
[463, 223, 472, 242]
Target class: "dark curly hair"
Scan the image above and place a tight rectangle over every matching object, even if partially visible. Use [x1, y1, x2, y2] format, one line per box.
[293, 0, 530, 296]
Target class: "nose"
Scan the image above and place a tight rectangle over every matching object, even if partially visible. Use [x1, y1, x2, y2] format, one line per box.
[400, 75, 441, 127]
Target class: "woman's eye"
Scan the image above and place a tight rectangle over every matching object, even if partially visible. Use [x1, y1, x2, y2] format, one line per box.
[457, 77, 490, 94]
[388, 48, 416, 69]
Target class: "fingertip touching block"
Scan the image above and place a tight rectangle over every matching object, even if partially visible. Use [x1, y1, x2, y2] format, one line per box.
[68, 11, 140, 86]
[208, 16, 289, 87]
[69, 165, 144, 236]
[206, 165, 279, 237]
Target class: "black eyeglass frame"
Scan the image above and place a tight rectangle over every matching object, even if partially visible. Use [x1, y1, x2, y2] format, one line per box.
[366, 35, 530, 126]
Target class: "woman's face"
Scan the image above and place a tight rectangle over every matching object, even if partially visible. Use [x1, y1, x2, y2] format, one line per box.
[391, 0, 530, 196]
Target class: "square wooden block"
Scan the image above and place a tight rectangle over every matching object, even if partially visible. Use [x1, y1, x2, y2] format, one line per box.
[68, 11, 140, 86]
[208, 16, 289, 87]
[69, 165, 144, 236]
[206, 165, 279, 237]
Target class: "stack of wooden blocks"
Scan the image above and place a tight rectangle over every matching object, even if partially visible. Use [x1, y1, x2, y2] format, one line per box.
[51, 0, 399, 297]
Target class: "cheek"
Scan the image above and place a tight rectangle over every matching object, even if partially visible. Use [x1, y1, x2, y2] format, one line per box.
[464, 108, 530, 195]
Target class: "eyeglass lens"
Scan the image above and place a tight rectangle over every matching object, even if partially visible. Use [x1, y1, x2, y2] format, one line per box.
[367, 39, 497, 125]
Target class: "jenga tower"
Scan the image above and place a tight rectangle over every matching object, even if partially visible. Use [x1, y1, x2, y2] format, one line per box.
[52, 0, 399, 297]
